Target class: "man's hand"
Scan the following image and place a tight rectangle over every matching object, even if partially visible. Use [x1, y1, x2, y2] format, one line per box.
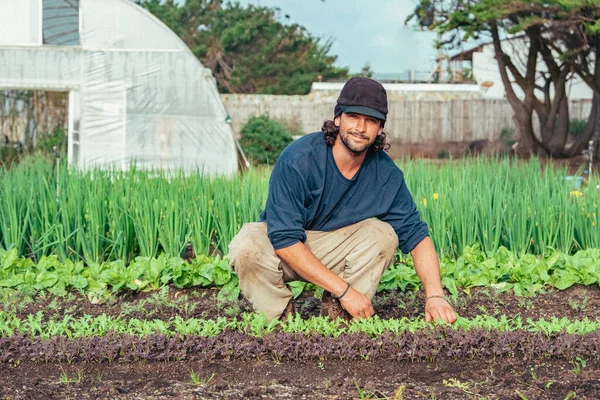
[275, 242, 374, 319]
[339, 287, 374, 319]
[425, 296, 457, 324]
[410, 237, 458, 324]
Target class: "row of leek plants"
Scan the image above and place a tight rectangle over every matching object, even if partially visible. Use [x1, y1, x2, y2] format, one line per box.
[0, 159, 267, 263]
[0, 156, 598, 263]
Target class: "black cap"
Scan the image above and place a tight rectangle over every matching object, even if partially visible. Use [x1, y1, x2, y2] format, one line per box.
[334, 77, 388, 121]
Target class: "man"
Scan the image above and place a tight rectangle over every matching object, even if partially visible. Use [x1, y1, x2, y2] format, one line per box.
[229, 77, 457, 323]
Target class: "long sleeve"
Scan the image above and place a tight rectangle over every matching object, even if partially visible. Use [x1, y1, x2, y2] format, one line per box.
[262, 161, 309, 250]
[379, 177, 429, 254]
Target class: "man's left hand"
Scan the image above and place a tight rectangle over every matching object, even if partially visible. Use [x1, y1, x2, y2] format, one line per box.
[425, 297, 457, 324]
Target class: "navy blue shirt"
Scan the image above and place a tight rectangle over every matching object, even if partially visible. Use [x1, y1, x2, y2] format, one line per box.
[260, 132, 429, 254]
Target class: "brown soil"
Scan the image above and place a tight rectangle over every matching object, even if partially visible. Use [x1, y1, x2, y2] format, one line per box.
[1, 355, 597, 399]
[6, 284, 599, 323]
[2, 286, 600, 398]
[387, 140, 600, 177]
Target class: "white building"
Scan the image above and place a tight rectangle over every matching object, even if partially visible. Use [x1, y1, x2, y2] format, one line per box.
[0, 0, 238, 174]
[449, 36, 593, 100]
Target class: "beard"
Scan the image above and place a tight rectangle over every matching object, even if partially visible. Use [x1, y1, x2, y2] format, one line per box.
[339, 130, 376, 155]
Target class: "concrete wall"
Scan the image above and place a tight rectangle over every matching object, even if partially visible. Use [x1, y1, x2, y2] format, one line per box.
[221, 94, 593, 144]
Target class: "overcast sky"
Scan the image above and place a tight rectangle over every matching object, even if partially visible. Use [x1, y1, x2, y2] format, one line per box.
[234, 0, 440, 74]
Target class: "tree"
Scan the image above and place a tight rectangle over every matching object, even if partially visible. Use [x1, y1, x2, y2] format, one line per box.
[135, 0, 348, 94]
[407, 0, 600, 157]
[548, 4, 600, 157]
[352, 63, 374, 78]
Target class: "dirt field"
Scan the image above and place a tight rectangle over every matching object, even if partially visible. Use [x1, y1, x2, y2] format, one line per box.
[1, 285, 599, 399]
[387, 140, 600, 177]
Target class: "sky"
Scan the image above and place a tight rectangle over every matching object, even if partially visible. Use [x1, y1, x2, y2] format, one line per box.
[234, 0, 440, 75]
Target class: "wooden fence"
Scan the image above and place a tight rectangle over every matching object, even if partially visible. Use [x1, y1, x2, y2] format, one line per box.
[221, 95, 593, 144]
[1, 90, 593, 146]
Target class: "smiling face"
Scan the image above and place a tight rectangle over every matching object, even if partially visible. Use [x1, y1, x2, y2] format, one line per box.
[334, 112, 384, 155]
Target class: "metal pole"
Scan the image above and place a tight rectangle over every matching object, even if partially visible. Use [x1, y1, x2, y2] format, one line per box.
[53, 146, 60, 199]
[589, 140, 594, 182]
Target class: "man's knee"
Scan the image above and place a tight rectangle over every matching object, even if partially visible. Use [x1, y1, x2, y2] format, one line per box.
[361, 219, 399, 258]
[228, 222, 273, 273]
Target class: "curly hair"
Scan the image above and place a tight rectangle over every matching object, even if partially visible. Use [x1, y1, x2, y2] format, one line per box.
[321, 120, 390, 153]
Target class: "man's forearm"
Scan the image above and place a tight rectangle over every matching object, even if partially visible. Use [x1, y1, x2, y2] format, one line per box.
[275, 241, 349, 297]
[411, 236, 445, 297]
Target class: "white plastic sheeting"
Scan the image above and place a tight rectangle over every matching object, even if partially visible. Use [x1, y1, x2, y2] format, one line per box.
[0, 0, 238, 175]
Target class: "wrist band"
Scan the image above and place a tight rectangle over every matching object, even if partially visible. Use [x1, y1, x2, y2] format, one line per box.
[335, 282, 351, 300]
[426, 295, 446, 301]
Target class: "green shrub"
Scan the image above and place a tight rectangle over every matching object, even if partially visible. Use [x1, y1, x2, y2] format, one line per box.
[569, 119, 587, 136]
[437, 150, 449, 159]
[239, 114, 293, 165]
[36, 127, 66, 155]
[500, 127, 516, 146]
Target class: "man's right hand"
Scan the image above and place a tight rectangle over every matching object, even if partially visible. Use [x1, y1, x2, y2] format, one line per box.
[340, 287, 374, 319]
[274, 242, 375, 319]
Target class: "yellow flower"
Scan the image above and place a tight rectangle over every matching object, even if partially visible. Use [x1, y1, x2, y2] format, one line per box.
[433, 193, 439, 200]
[570, 191, 583, 198]
[588, 213, 591, 218]
[593, 221, 596, 227]
[423, 198, 427, 207]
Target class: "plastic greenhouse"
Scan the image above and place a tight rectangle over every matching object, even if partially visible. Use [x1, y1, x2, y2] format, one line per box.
[0, 0, 238, 174]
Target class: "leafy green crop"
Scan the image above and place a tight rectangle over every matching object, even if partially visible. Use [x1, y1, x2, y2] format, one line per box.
[1, 311, 599, 339]
[1, 246, 600, 302]
[0, 248, 239, 303]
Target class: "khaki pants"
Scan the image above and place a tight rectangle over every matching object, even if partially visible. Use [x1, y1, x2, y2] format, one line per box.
[228, 219, 399, 320]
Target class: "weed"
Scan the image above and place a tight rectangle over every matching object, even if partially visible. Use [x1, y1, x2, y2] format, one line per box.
[64, 305, 78, 315]
[119, 301, 148, 318]
[371, 293, 390, 309]
[515, 390, 528, 399]
[529, 365, 538, 381]
[354, 382, 376, 399]
[443, 378, 479, 398]
[47, 298, 60, 311]
[59, 368, 83, 385]
[392, 384, 406, 400]
[180, 301, 200, 318]
[65, 292, 77, 303]
[517, 298, 535, 311]
[568, 294, 589, 312]
[448, 294, 468, 310]
[150, 286, 172, 310]
[0, 289, 32, 313]
[414, 389, 436, 399]
[224, 302, 242, 317]
[569, 357, 587, 377]
[189, 371, 215, 387]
